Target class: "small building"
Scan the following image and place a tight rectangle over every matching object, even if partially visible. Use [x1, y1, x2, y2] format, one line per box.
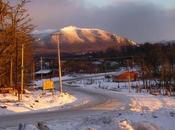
[35, 69, 53, 79]
[112, 71, 138, 82]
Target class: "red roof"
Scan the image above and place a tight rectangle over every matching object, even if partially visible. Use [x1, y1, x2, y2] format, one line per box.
[113, 71, 138, 81]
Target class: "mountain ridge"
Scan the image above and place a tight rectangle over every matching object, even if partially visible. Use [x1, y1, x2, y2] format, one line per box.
[33, 26, 138, 55]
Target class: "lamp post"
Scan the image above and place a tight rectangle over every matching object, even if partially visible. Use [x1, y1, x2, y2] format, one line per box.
[52, 33, 63, 93]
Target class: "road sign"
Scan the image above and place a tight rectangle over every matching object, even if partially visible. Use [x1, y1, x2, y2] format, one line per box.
[43, 80, 54, 90]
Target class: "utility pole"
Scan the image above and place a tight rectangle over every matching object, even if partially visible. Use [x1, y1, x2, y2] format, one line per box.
[128, 60, 131, 93]
[40, 57, 43, 80]
[10, 58, 13, 86]
[52, 33, 63, 93]
[13, 13, 20, 101]
[57, 33, 63, 93]
[32, 60, 35, 91]
[20, 43, 24, 99]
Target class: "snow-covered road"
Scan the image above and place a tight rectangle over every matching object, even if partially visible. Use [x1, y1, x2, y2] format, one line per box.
[2, 78, 175, 130]
[0, 86, 125, 128]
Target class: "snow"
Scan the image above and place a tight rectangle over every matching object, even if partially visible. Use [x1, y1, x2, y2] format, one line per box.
[35, 69, 52, 74]
[33, 71, 124, 88]
[81, 29, 96, 42]
[61, 26, 77, 31]
[64, 75, 175, 130]
[129, 40, 138, 46]
[2, 73, 175, 130]
[135, 121, 161, 130]
[59, 26, 138, 45]
[60, 26, 84, 43]
[0, 91, 76, 115]
[128, 93, 175, 112]
[118, 120, 134, 130]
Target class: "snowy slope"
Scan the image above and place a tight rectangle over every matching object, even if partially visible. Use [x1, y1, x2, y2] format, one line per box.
[58, 26, 137, 53]
[34, 26, 137, 54]
[60, 26, 113, 44]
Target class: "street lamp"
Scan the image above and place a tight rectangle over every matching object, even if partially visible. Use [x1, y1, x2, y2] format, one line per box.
[51, 32, 63, 93]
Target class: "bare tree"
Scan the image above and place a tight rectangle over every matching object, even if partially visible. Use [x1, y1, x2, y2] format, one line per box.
[0, 0, 34, 101]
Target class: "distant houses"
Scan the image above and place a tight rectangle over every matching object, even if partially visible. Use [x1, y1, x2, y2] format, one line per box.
[112, 71, 138, 82]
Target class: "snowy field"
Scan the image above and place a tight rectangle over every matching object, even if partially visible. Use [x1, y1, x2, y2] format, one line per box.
[1, 73, 175, 130]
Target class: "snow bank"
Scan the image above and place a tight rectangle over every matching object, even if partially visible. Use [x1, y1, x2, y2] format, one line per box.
[0, 91, 76, 115]
[135, 121, 161, 130]
[4, 124, 38, 130]
[128, 93, 175, 112]
[118, 120, 134, 130]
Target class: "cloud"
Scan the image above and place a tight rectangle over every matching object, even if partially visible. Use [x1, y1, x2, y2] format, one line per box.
[27, 0, 175, 42]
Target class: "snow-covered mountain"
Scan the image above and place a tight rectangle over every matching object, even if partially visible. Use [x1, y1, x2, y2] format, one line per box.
[33, 26, 138, 54]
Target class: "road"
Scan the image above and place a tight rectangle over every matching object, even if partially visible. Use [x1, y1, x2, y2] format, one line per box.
[0, 85, 125, 128]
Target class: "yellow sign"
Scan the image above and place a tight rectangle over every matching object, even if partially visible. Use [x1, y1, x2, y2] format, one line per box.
[43, 80, 54, 90]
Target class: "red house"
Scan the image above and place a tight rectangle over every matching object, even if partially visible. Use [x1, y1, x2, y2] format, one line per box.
[113, 71, 138, 82]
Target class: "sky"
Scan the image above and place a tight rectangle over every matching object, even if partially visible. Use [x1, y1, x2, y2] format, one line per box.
[24, 0, 175, 42]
